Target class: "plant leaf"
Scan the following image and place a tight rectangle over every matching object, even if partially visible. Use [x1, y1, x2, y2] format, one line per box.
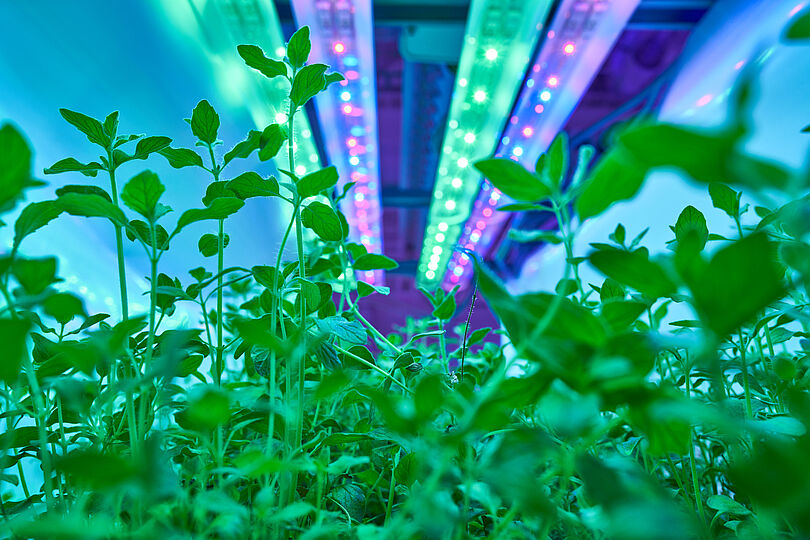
[297, 166, 338, 198]
[784, 9, 810, 40]
[134, 136, 172, 159]
[258, 124, 287, 161]
[121, 170, 165, 219]
[174, 197, 244, 234]
[687, 232, 784, 336]
[708, 183, 740, 219]
[43, 157, 103, 177]
[13, 201, 62, 250]
[198, 233, 229, 257]
[301, 201, 343, 241]
[0, 318, 31, 385]
[290, 63, 328, 108]
[57, 192, 128, 227]
[0, 124, 33, 211]
[353, 253, 398, 271]
[287, 26, 311, 69]
[226, 172, 279, 200]
[575, 149, 647, 220]
[589, 249, 677, 299]
[159, 147, 204, 169]
[59, 108, 110, 148]
[674, 205, 708, 251]
[223, 130, 261, 164]
[473, 158, 550, 202]
[238, 44, 288, 79]
[546, 132, 568, 187]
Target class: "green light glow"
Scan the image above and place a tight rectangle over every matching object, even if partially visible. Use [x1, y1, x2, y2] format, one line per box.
[416, 0, 553, 288]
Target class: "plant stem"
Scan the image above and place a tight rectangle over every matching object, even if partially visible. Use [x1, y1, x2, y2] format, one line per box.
[107, 164, 129, 321]
[739, 330, 753, 419]
[333, 345, 411, 393]
[216, 218, 225, 386]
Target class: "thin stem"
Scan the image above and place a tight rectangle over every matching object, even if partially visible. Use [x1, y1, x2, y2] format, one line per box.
[334, 345, 412, 393]
[107, 164, 129, 321]
[739, 330, 753, 419]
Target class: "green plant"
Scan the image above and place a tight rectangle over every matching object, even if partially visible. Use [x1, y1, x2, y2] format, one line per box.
[0, 15, 809, 540]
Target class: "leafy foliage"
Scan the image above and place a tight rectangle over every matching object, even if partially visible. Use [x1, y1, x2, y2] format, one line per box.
[1, 16, 810, 540]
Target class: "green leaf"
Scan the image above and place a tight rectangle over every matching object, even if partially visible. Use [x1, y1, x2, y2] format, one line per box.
[223, 130, 261, 164]
[619, 123, 792, 190]
[237, 44, 288, 79]
[708, 183, 740, 219]
[674, 205, 708, 251]
[301, 201, 343, 241]
[473, 158, 550, 202]
[0, 124, 33, 211]
[357, 281, 390, 298]
[315, 316, 367, 344]
[258, 124, 287, 161]
[0, 318, 31, 384]
[56, 184, 111, 202]
[176, 387, 230, 431]
[290, 63, 328, 108]
[159, 147, 204, 169]
[121, 170, 165, 219]
[202, 181, 235, 207]
[126, 220, 169, 250]
[297, 166, 338, 198]
[226, 172, 279, 199]
[507, 229, 562, 244]
[575, 149, 647, 220]
[43, 157, 103, 177]
[599, 278, 625, 301]
[198, 233, 229, 257]
[190, 100, 219, 144]
[784, 9, 810, 40]
[287, 26, 311, 68]
[13, 257, 58, 295]
[13, 201, 62, 250]
[707, 494, 751, 516]
[325, 72, 345, 89]
[103, 111, 119, 139]
[134, 136, 171, 159]
[353, 253, 398, 271]
[687, 232, 784, 336]
[57, 192, 128, 227]
[174, 197, 244, 234]
[59, 108, 109, 148]
[546, 132, 568, 187]
[43, 292, 86, 324]
[432, 292, 456, 321]
[56, 450, 135, 490]
[589, 249, 677, 299]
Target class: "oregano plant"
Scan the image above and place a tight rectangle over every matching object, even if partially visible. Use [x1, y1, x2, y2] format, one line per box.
[0, 14, 809, 540]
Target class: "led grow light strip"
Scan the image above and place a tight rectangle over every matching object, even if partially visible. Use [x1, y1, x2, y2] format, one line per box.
[416, 0, 554, 288]
[441, 0, 641, 289]
[290, 0, 385, 285]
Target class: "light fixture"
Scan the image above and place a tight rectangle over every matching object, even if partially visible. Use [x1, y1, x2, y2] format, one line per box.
[442, 0, 642, 289]
[290, 0, 385, 283]
[416, 0, 555, 288]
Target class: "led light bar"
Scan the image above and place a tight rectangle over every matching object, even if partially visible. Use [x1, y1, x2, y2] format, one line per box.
[439, 0, 642, 289]
[416, 0, 554, 288]
[290, 0, 385, 285]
